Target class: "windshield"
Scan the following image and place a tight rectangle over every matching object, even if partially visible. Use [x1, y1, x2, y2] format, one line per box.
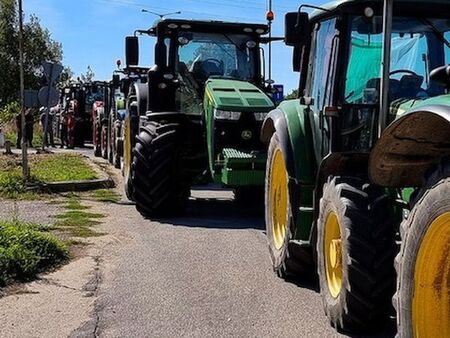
[177, 32, 258, 83]
[345, 15, 450, 104]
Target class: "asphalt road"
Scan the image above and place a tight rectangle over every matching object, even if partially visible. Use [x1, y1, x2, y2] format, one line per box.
[70, 181, 394, 338]
[83, 189, 331, 338]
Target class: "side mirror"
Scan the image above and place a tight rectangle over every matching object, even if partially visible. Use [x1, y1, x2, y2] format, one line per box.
[125, 36, 139, 66]
[430, 65, 450, 88]
[285, 12, 309, 46]
[112, 74, 120, 88]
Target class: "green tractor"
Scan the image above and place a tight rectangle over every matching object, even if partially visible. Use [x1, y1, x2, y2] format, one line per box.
[262, 0, 449, 335]
[122, 19, 275, 215]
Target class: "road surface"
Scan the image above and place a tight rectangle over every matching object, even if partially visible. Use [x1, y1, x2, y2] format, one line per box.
[0, 150, 394, 338]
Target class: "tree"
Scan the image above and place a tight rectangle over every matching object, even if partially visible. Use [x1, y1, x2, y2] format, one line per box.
[0, 0, 63, 107]
[80, 66, 95, 83]
[285, 89, 299, 100]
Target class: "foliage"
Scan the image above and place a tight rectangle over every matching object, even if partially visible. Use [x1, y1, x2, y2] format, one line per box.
[0, 0, 63, 107]
[285, 89, 299, 100]
[0, 101, 20, 123]
[0, 219, 68, 286]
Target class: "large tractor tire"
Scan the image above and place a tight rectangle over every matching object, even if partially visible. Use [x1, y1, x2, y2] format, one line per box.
[101, 124, 108, 159]
[108, 114, 114, 165]
[131, 122, 190, 217]
[317, 177, 396, 333]
[94, 123, 101, 157]
[265, 133, 313, 278]
[394, 159, 450, 338]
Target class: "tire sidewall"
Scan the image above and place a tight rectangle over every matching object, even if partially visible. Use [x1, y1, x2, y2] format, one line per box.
[265, 133, 292, 271]
[396, 177, 450, 338]
[317, 178, 350, 320]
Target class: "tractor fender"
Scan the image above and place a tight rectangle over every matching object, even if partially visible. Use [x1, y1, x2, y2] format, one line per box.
[260, 100, 316, 184]
[261, 100, 316, 241]
[132, 83, 148, 117]
[369, 105, 450, 187]
[261, 108, 296, 178]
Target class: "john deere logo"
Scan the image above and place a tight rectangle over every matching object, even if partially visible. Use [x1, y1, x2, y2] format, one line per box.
[241, 130, 252, 140]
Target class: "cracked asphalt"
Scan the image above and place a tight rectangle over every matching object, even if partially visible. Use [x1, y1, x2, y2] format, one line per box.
[0, 151, 394, 338]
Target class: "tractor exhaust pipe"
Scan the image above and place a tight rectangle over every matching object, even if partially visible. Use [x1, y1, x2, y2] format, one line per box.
[379, 0, 393, 137]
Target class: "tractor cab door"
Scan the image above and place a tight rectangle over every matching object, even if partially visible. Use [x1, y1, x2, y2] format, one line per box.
[304, 18, 339, 164]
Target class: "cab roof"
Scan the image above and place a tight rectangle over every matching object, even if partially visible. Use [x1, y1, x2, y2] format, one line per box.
[309, 0, 450, 20]
[148, 18, 269, 36]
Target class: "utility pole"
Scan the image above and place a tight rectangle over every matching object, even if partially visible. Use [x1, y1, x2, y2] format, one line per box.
[18, 0, 28, 180]
[266, 0, 274, 84]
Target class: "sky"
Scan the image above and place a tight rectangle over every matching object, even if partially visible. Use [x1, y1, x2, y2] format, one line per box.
[23, 0, 322, 93]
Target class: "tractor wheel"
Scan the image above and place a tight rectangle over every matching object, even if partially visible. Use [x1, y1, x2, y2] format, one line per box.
[317, 177, 396, 333]
[265, 133, 313, 278]
[101, 124, 108, 159]
[108, 115, 114, 164]
[94, 124, 101, 157]
[131, 122, 190, 217]
[394, 159, 450, 338]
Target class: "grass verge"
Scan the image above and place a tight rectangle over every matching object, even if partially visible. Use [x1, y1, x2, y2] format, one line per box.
[0, 219, 68, 286]
[0, 154, 98, 199]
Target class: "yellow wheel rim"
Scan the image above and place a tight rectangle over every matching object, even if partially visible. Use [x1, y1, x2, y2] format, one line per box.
[412, 212, 450, 338]
[270, 149, 288, 250]
[324, 212, 343, 298]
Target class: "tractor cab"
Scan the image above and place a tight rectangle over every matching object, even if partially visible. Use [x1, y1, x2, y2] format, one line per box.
[283, 0, 450, 174]
[128, 19, 272, 115]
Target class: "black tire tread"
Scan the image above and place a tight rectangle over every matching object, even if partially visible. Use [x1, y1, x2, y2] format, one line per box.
[131, 122, 191, 217]
[317, 177, 397, 333]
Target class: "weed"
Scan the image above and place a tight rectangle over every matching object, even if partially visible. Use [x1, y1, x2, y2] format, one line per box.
[91, 189, 120, 203]
[55, 198, 105, 238]
[0, 219, 68, 286]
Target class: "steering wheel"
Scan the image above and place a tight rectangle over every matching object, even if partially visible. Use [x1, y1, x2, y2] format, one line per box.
[203, 58, 224, 71]
[390, 69, 421, 77]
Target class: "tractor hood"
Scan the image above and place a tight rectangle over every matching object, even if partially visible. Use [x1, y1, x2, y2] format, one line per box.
[205, 79, 274, 112]
[390, 94, 450, 119]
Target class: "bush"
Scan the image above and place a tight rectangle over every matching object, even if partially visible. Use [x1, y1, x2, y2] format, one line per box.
[0, 220, 68, 286]
[0, 102, 20, 124]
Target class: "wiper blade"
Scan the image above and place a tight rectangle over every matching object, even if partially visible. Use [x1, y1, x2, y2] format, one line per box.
[421, 18, 450, 49]
[221, 33, 246, 54]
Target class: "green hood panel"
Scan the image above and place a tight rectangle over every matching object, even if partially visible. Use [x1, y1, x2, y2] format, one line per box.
[205, 79, 274, 112]
[390, 94, 450, 119]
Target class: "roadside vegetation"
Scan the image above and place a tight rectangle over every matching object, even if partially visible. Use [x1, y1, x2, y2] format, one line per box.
[0, 153, 97, 199]
[55, 197, 105, 238]
[90, 189, 121, 203]
[0, 219, 68, 286]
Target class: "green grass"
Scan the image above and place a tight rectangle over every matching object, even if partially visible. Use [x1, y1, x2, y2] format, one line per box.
[0, 219, 68, 286]
[0, 154, 98, 199]
[55, 198, 105, 238]
[31, 154, 97, 182]
[91, 189, 121, 203]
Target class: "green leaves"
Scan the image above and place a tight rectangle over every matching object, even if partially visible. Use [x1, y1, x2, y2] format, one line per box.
[0, 0, 64, 107]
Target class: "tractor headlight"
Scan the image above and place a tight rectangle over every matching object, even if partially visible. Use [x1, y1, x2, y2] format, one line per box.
[253, 112, 268, 121]
[214, 109, 241, 121]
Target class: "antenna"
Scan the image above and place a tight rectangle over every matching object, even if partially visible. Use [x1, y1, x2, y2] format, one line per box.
[141, 9, 181, 19]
